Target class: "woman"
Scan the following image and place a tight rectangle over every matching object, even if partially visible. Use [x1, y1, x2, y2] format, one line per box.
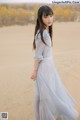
[30, 5, 79, 120]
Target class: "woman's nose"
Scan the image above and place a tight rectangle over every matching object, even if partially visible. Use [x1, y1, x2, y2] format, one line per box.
[48, 17, 52, 22]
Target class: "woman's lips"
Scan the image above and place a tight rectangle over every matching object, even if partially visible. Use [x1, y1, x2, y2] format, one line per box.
[48, 22, 52, 25]
[48, 22, 52, 24]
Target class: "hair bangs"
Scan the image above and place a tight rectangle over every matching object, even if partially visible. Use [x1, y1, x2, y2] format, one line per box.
[43, 9, 53, 17]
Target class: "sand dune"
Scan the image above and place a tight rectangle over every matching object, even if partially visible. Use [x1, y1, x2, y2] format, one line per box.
[0, 22, 80, 120]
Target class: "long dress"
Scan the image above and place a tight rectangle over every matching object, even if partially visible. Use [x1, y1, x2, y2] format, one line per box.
[33, 29, 79, 120]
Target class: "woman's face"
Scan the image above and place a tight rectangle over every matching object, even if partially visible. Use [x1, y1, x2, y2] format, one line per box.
[42, 13, 54, 28]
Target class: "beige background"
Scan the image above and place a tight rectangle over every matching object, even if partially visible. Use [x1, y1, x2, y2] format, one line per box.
[0, 22, 80, 120]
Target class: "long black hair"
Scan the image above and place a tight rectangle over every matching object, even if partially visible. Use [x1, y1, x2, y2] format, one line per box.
[33, 5, 54, 50]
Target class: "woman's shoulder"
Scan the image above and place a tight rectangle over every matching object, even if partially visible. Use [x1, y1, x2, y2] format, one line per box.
[43, 29, 50, 38]
[43, 29, 49, 34]
[35, 29, 49, 39]
[34, 30, 41, 40]
[34, 29, 51, 47]
[43, 29, 51, 46]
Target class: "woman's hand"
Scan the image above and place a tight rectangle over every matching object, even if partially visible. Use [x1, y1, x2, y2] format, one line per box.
[30, 69, 37, 81]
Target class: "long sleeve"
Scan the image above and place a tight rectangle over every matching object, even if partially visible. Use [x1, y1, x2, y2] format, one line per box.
[34, 29, 51, 61]
[34, 38, 46, 61]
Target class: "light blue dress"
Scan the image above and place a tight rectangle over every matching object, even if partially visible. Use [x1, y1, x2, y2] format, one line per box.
[33, 29, 79, 120]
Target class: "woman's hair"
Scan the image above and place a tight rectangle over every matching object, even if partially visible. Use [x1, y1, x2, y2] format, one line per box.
[33, 5, 54, 50]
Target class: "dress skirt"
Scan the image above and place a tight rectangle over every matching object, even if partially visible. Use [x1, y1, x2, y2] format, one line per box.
[34, 57, 79, 120]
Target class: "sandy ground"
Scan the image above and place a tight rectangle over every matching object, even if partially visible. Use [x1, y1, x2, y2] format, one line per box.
[0, 22, 80, 120]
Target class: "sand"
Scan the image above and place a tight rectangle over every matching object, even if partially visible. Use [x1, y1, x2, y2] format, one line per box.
[0, 22, 80, 120]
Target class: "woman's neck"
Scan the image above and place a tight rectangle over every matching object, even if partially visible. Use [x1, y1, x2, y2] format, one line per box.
[46, 27, 49, 32]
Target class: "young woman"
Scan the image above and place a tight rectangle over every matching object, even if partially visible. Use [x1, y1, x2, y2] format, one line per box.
[30, 5, 79, 120]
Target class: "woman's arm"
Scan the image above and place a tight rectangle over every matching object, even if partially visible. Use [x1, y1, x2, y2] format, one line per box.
[31, 30, 48, 80]
[33, 59, 41, 71]
[31, 40, 45, 81]
[31, 41, 45, 81]
[31, 60, 41, 80]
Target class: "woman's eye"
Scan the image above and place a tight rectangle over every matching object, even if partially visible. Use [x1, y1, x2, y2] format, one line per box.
[44, 16, 47, 18]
